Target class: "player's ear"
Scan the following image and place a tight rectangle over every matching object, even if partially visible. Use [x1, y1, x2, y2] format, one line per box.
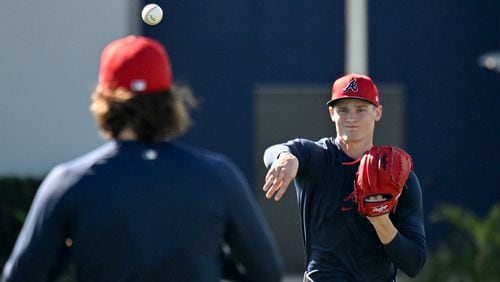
[328, 106, 335, 122]
[375, 105, 382, 121]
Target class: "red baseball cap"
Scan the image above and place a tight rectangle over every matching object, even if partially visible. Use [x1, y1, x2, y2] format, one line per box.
[326, 73, 379, 107]
[98, 35, 172, 93]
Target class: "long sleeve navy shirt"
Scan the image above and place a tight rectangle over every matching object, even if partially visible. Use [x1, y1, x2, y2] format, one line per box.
[2, 140, 283, 282]
[264, 138, 426, 282]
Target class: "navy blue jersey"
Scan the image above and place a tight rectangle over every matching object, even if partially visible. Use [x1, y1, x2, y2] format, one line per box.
[264, 138, 426, 281]
[3, 140, 283, 282]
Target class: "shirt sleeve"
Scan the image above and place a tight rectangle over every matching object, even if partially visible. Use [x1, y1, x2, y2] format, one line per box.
[263, 138, 327, 179]
[2, 166, 72, 282]
[263, 144, 290, 168]
[384, 171, 427, 277]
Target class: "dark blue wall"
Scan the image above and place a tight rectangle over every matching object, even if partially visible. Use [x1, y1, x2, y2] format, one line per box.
[144, 0, 259, 184]
[144, 0, 500, 246]
[144, 0, 346, 183]
[370, 1, 500, 244]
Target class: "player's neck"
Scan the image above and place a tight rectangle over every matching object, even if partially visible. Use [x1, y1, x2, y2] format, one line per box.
[117, 128, 137, 140]
[336, 137, 372, 160]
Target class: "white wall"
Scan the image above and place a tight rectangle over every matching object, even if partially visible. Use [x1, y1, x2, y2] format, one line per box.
[0, 1, 140, 176]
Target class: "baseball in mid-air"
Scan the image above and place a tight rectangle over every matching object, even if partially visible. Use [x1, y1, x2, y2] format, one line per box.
[142, 4, 163, 25]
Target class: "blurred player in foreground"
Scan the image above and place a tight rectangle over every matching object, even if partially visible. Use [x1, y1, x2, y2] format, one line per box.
[262, 74, 426, 281]
[2, 35, 283, 282]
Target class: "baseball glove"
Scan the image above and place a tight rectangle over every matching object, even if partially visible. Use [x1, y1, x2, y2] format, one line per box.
[354, 146, 413, 217]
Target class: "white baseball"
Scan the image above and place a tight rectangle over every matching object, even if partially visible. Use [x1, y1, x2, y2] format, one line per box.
[142, 4, 163, 25]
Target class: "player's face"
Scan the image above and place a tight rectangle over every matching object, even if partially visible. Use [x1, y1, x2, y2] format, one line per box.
[329, 99, 382, 144]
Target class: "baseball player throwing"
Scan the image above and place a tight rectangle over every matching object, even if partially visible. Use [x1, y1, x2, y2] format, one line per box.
[263, 73, 426, 281]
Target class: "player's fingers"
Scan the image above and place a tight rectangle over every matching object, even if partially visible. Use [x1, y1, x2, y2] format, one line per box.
[263, 179, 279, 195]
[270, 168, 292, 201]
[265, 175, 284, 199]
[263, 168, 278, 192]
[365, 195, 386, 202]
[274, 171, 295, 201]
[265, 180, 282, 199]
[263, 164, 285, 189]
[264, 167, 286, 199]
[273, 185, 288, 201]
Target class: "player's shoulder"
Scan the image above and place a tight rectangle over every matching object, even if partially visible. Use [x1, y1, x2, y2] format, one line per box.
[32, 143, 118, 201]
[171, 142, 247, 188]
[287, 137, 336, 149]
[170, 141, 238, 171]
[302, 137, 340, 157]
[316, 137, 338, 149]
[50, 142, 118, 181]
[285, 137, 339, 173]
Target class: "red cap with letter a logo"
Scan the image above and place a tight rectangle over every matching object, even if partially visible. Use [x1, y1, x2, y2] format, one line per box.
[326, 73, 379, 107]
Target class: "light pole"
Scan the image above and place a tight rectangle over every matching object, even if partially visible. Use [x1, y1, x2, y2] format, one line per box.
[345, 0, 368, 75]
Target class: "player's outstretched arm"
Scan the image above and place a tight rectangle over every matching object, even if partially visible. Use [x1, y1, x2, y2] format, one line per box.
[2, 166, 70, 282]
[262, 152, 298, 201]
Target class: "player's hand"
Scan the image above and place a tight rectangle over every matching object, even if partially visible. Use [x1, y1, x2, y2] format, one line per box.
[365, 213, 398, 244]
[262, 152, 298, 201]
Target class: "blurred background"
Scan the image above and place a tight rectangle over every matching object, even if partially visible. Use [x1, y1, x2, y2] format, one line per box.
[1, 0, 499, 281]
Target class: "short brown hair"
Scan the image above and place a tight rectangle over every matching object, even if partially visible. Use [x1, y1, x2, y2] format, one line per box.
[90, 85, 196, 143]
